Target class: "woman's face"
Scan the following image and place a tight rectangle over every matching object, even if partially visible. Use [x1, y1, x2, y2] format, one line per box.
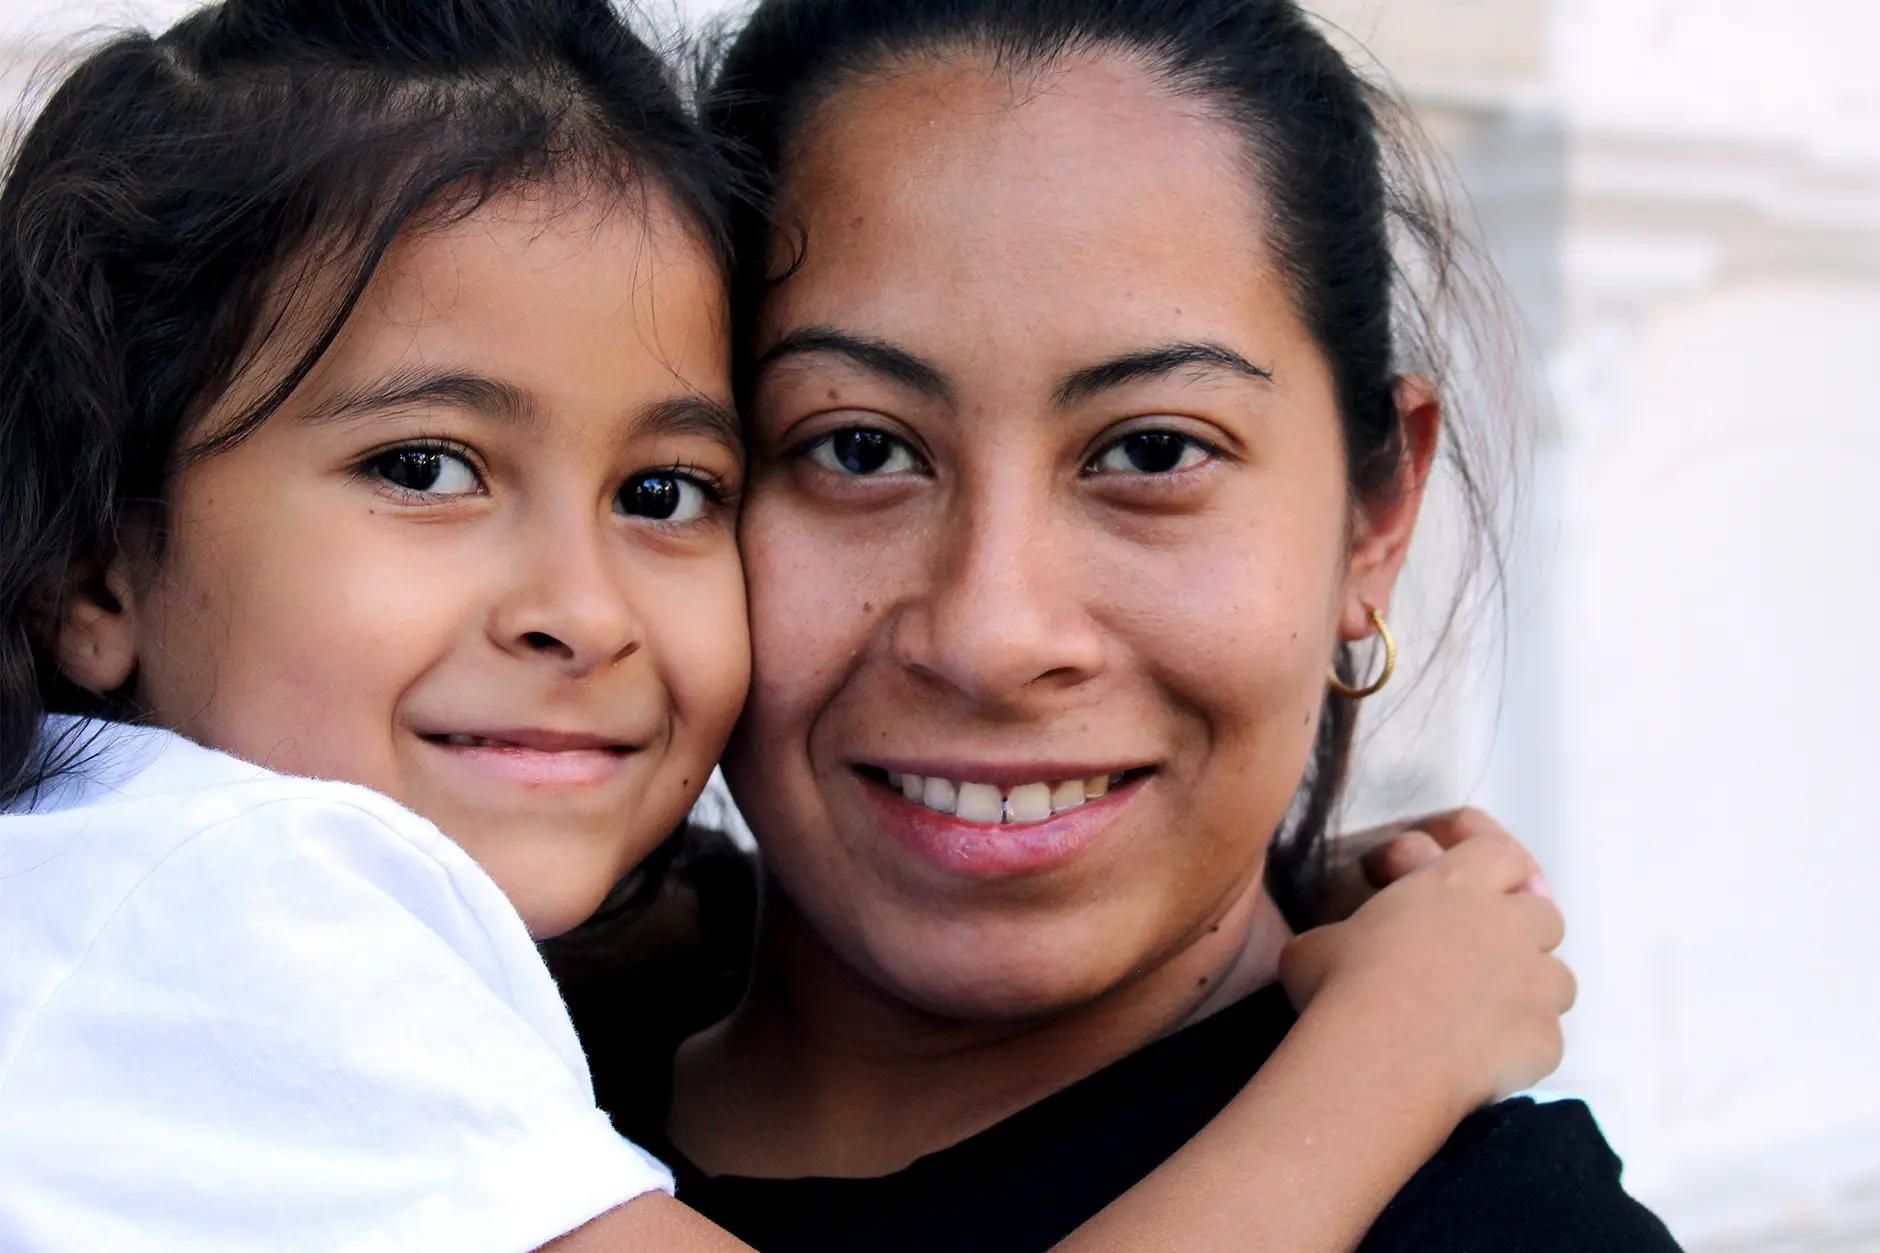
[725, 55, 1428, 1019]
[62, 186, 749, 938]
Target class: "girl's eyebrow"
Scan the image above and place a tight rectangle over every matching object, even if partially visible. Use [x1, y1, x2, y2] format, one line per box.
[637, 394, 743, 457]
[299, 369, 739, 455]
[302, 367, 537, 429]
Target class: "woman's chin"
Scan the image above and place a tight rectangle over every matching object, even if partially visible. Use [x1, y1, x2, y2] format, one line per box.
[853, 918, 1153, 1026]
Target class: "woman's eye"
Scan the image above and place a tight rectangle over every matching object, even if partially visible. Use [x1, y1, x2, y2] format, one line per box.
[803, 428, 920, 476]
[364, 445, 480, 496]
[1089, 431, 1213, 476]
[618, 472, 711, 523]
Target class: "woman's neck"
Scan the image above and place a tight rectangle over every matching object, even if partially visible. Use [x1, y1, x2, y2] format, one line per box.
[668, 873, 1291, 1179]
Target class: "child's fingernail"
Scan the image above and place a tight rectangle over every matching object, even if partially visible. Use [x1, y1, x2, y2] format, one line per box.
[1523, 873, 1553, 899]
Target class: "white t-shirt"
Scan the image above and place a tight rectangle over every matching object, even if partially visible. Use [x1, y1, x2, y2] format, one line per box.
[0, 718, 673, 1252]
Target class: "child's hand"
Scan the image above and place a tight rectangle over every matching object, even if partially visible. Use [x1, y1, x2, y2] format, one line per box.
[1278, 822, 1574, 1120]
[1314, 806, 1539, 922]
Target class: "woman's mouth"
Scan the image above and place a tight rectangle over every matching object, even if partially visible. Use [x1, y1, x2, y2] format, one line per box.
[853, 764, 1152, 877]
[882, 769, 1126, 824]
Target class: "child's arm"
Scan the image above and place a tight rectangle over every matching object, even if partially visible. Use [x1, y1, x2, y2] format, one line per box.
[1048, 820, 1571, 1253]
[543, 817, 1564, 1253]
[549, 819, 1564, 1252]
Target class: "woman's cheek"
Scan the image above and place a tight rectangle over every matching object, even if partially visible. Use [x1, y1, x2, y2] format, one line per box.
[1100, 513, 1335, 705]
[742, 502, 888, 712]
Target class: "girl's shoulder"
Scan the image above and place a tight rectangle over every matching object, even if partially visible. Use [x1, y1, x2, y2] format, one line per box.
[6, 717, 490, 919]
[0, 718, 552, 1068]
[0, 721, 672, 1250]
[12, 715, 441, 839]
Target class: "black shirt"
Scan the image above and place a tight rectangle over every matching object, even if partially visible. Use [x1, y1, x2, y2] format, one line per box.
[631, 984, 1682, 1251]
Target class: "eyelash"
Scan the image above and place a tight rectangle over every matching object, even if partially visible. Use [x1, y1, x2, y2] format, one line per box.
[353, 442, 740, 518]
[790, 427, 931, 478]
[787, 425, 1226, 479]
[626, 461, 742, 523]
[1081, 429, 1227, 479]
[354, 437, 485, 501]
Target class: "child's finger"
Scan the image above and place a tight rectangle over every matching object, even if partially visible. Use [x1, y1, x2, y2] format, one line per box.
[1360, 830, 1444, 887]
[1433, 826, 1541, 893]
[1408, 806, 1510, 852]
[1511, 891, 1566, 952]
[1546, 954, 1579, 1014]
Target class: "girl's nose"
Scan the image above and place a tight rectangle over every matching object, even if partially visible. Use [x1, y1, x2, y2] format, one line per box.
[487, 522, 643, 676]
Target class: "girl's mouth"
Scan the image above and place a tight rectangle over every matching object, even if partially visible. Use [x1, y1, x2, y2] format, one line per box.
[417, 730, 637, 788]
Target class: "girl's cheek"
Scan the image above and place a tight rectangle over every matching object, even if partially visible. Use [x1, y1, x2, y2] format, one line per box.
[657, 551, 752, 737]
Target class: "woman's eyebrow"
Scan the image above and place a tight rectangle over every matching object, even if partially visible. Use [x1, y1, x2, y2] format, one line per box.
[753, 326, 953, 403]
[302, 367, 537, 429]
[1051, 342, 1274, 408]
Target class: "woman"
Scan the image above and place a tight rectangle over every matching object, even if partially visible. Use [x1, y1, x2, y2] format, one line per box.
[614, 0, 1681, 1248]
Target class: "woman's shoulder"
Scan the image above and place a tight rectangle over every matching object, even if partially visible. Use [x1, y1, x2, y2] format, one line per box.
[1362, 1096, 1683, 1251]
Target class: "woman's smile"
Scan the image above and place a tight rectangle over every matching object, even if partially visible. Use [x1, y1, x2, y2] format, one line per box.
[850, 761, 1153, 878]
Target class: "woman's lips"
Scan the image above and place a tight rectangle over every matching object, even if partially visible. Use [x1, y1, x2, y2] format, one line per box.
[857, 767, 1147, 878]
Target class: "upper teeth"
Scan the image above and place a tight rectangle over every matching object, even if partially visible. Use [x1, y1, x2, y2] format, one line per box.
[888, 771, 1119, 824]
[441, 734, 507, 748]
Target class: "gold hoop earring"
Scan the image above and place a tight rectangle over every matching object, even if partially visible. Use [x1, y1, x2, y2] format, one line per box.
[1328, 603, 1396, 700]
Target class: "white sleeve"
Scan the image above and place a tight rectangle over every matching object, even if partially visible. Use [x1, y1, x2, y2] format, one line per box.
[0, 793, 672, 1253]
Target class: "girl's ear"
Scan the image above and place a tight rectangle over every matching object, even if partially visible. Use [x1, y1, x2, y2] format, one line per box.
[1339, 374, 1441, 640]
[49, 544, 142, 696]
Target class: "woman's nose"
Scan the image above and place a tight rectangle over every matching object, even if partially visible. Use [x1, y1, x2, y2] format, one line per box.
[487, 521, 643, 676]
[889, 493, 1106, 707]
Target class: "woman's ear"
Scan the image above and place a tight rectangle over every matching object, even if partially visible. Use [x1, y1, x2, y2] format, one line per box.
[48, 544, 142, 696]
[1340, 374, 1441, 640]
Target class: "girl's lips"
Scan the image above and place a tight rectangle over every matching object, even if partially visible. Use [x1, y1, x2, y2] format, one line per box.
[859, 770, 1147, 878]
[418, 735, 633, 787]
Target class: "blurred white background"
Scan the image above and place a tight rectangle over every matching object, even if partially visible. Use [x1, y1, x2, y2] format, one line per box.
[5, 0, 1877, 1248]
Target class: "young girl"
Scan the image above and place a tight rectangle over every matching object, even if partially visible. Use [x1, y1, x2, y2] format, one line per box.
[0, 1, 1571, 1249]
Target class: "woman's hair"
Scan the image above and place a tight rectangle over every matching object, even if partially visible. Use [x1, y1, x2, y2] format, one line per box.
[703, 0, 1511, 927]
[0, 0, 737, 803]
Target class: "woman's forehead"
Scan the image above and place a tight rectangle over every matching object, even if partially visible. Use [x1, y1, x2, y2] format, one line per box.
[783, 52, 1258, 245]
[758, 59, 1304, 402]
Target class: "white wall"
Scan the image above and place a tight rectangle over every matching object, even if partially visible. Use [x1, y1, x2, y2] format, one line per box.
[1316, 2, 1880, 1248]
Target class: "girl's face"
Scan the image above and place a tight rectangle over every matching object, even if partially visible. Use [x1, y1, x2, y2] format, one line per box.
[69, 186, 749, 937]
[724, 56, 1431, 1017]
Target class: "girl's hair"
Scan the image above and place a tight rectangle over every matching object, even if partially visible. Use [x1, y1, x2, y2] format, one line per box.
[704, 0, 1510, 927]
[0, 0, 737, 803]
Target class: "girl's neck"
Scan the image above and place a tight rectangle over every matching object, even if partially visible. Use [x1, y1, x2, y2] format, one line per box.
[668, 873, 1291, 1179]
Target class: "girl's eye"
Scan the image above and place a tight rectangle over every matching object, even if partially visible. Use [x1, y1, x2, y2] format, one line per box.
[364, 445, 480, 496]
[803, 428, 921, 476]
[1088, 430, 1214, 476]
[618, 472, 712, 523]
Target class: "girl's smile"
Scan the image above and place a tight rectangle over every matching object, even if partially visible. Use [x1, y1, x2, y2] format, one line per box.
[79, 185, 751, 938]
